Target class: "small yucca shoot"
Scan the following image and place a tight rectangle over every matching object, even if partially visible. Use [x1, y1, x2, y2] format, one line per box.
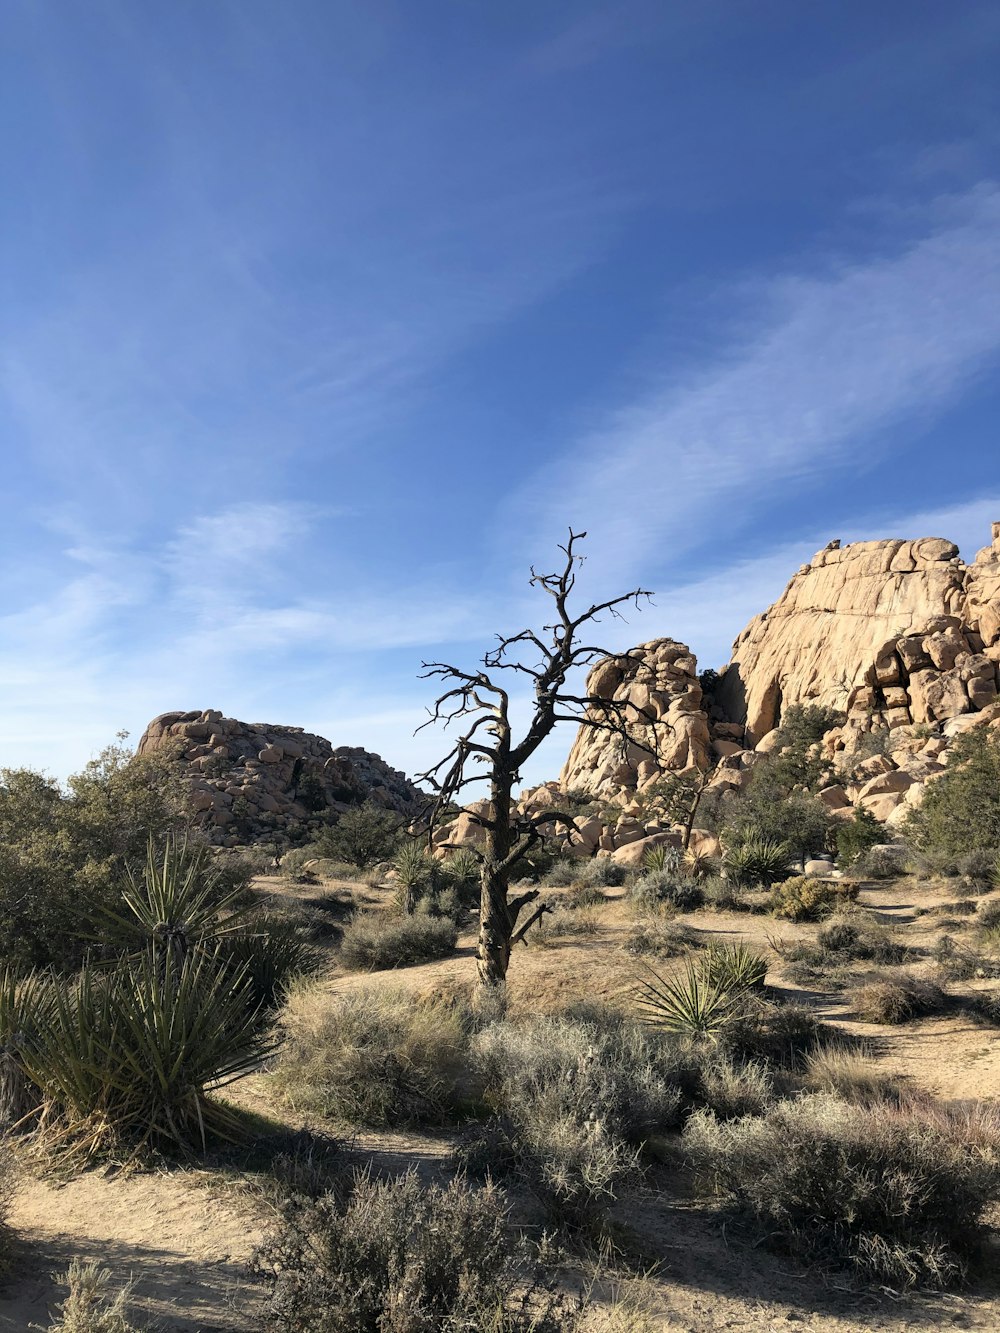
[636, 961, 733, 1038]
[699, 943, 767, 995]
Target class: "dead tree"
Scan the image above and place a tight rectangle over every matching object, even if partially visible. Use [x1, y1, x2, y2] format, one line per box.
[416, 530, 663, 990]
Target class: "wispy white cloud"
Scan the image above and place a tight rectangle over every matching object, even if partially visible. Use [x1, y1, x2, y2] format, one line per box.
[512, 184, 1000, 592]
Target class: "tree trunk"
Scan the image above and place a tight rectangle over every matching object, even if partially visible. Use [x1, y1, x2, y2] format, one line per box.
[477, 855, 511, 987]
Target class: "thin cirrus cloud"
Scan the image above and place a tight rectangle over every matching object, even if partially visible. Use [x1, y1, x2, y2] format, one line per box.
[513, 184, 1000, 592]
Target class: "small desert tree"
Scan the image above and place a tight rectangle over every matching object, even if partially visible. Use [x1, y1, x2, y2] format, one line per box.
[417, 531, 661, 990]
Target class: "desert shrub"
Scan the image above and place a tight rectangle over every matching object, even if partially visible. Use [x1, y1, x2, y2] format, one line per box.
[933, 935, 1000, 982]
[803, 1046, 907, 1107]
[630, 871, 704, 913]
[723, 792, 832, 868]
[852, 973, 947, 1024]
[273, 983, 467, 1127]
[700, 875, 747, 912]
[721, 837, 790, 888]
[956, 848, 1000, 892]
[815, 915, 906, 964]
[253, 1169, 575, 1333]
[43, 1259, 142, 1332]
[695, 1057, 774, 1120]
[576, 857, 629, 889]
[530, 906, 600, 947]
[835, 808, 883, 866]
[636, 962, 733, 1039]
[542, 859, 579, 888]
[415, 885, 464, 923]
[683, 849, 719, 880]
[624, 917, 701, 958]
[391, 840, 438, 914]
[465, 1008, 682, 1229]
[716, 995, 826, 1070]
[852, 843, 907, 880]
[685, 1094, 999, 1287]
[215, 913, 322, 1009]
[313, 801, 404, 869]
[768, 875, 857, 922]
[338, 911, 457, 971]
[977, 898, 1000, 931]
[563, 881, 610, 909]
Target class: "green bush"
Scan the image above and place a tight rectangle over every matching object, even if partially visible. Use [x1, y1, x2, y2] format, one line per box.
[272, 984, 467, 1127]
[835, 808, 883, 866]
[575, 856, 629, 888]
[723, 793, 832, 868]
[313, 801, 404, 869]
[906, 728, 1000, 860]
[338, 912, 457, 971]
[768, 875, 858, 922]
[624, 917, 701, 958]
[685, 1094, 999, 1287]
[253, 1170, 573, 1333]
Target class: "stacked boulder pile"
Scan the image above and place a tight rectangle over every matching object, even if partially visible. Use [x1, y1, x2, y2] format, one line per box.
[545, 522, 1000, 854]
[137, 709, 425, 846]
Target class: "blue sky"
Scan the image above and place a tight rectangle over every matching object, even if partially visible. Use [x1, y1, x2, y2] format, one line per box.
[3, 0, 1000, 788]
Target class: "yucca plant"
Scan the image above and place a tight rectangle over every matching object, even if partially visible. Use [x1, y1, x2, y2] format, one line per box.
[643, 844, 682, 874]
[636, 961, 733, 1038]
[102, 836, 254, 966]
[684, 849, 719, 880]
[0, 965, 54, 1129]
[442, 848, 481, 906]
[700, 943, 767, 995]
[392, 841, 436, 915]
[722, 837, 790, 888]
[23, 949, 270, 1160]
[215, 913, 321, 1010]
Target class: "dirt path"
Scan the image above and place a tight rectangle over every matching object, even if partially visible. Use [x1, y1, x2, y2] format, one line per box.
[0, 1170, 267, 1332]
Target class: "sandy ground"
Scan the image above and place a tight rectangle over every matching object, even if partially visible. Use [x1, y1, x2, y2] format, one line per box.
[1, 869, 998, 1331]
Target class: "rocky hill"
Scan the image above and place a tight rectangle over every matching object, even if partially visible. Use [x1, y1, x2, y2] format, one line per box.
[138, 710, 425, 846]
[556, 521, 1000, 847]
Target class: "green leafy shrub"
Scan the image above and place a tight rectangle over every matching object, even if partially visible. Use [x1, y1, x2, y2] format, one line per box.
[338, 912, 457, 971]
[313, 801, 404, 869]
[722, 838, 790, 888]
[835, 808, 883, 866]
[906, 728, 1000, 859]
[575, 857, 629, 888]
[768, 875, 858, 922]
[253, 1170, 574, 1333]
[272, 983, 467, 1127]
[685, 1094, 999, 1287]
[851, 974, 947, 1024]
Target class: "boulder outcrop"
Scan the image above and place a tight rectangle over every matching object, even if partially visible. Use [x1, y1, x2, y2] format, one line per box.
[556, 523, 1000, 839]
[138, 709, 424, 846]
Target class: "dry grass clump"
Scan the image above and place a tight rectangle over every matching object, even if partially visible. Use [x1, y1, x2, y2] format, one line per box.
[851, 973, 947, 1024]
[768, 876, 858, 922]
[530, 905, 600, 948]
[42, 1260, 142, 1332]
[272, 982, 468, 1127]
[802, 1045, 908, 1107]
[684, 1094, 1000, 1288]
[461, 1006, 683, 1230]
[933, 934, 1000, 982]
[623, 915, 701, 959]
[629, 872, 704, 914]
[338, 911, 457, 971]
[253, 1168, 582, 1333]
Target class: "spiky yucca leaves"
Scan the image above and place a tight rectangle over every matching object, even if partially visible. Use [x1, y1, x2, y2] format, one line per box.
[103, 835, 253, 965]
[22, 949, 269, 1160]
[700, 943, 767, 994]
[642, 844, 682, 874]
[215, 913, 320, 1010]
[391, 841, 436, 914]
[636, 963, 733, 1038]
[0, 965, 54, 1129]
[722, 837, 790, 887]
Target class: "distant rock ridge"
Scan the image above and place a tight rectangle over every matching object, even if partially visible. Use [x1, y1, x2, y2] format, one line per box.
[554, 522, 1000, 841]
[138, 710, 424, 846]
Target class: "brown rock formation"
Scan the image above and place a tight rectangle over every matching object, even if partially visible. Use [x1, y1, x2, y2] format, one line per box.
[138, 709, 424, 846]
